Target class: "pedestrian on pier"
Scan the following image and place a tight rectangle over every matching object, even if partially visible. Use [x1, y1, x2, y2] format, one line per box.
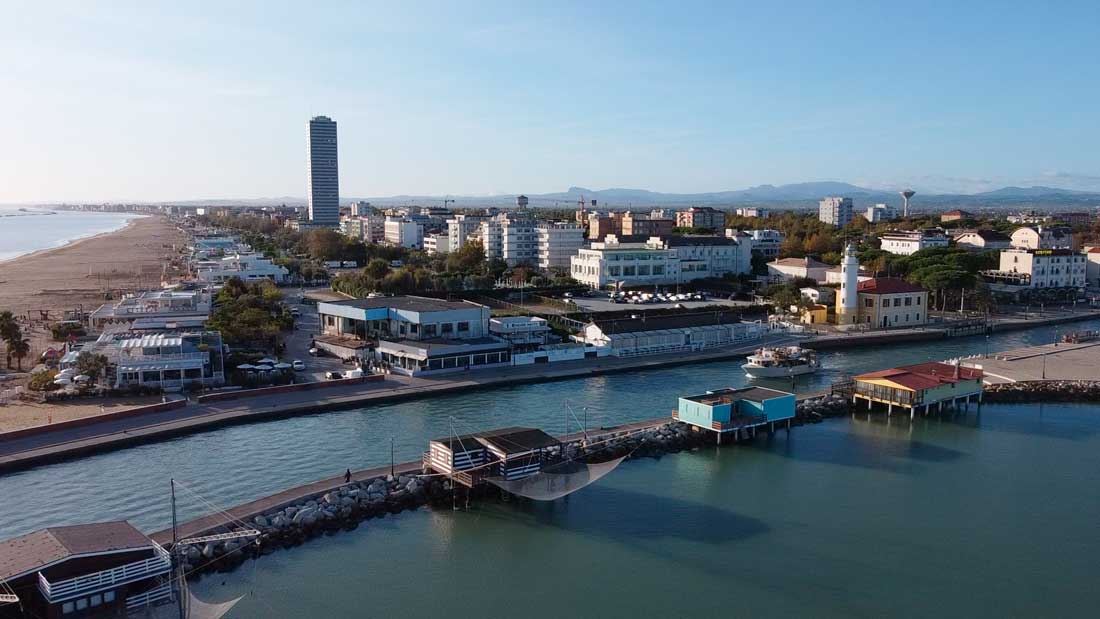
[344, 469, 351, 484]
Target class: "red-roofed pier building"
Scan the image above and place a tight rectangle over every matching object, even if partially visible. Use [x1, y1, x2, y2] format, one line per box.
[852, 362, 984, 419]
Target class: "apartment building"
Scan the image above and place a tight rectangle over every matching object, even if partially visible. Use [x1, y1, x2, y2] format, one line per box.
[536, 222, 584, 270]
[818, 197, 854, 227]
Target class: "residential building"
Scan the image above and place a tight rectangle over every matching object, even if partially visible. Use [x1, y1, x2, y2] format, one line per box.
[675, 206, 726, 230]
[940, 209, 974, 222]
[340, 214, 386, 244]
[306, 115, 339, 227]
[193, 253, 289, 284]
[0, 521, 172, 618]
[536, 222, 584, 270]
[1086, 248, 1100, 288]
[620, 211, 674, 237]
[853, 362, 983, 417]
[673, 387, 795, 441]
[865, 203, 896, 223]
[1052, 212, 1092, 227]
[501, 215, 539, 266]
[657, 234, 753, 279]
[1010, 225, 1074, 250]
[766, 257, 830, 283]
[578, 311, 764, 357]
[423, 233, 451, 254]
[982, 248, 1087, 289]
[385, 219, 423, 249]
[349, 200, 372, 216]
[855, 278, 929, 328]
[953, 230, 1011, 251]
[89, 289, 212, 330]
[1007, 210, 1050, 224]
[800, 287, 835, 305]
[818, 197, 854, 227]
[878, 229, 950, 255]
[446, 214, 488, 249]
[735, 207, 769, 218]
[730, 229, 785, 258]
[586, 212, 623, 240]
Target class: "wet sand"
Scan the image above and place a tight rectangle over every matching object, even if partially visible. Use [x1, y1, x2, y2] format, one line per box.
[0, 216, 187, 316]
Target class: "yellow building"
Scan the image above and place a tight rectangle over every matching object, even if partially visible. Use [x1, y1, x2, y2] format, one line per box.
[799, 304, 829, 325]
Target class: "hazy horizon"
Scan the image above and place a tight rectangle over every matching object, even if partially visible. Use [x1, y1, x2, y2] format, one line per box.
[2, 1, 1099, 202]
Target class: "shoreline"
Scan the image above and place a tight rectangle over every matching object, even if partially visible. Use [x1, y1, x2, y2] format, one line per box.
[0, 213, 146, 265]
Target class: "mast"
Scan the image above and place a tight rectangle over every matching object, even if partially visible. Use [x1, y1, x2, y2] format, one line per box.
[171, 479, 185, 619]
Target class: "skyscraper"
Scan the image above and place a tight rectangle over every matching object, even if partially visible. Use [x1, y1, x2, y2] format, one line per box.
[307, 116, 339, 227]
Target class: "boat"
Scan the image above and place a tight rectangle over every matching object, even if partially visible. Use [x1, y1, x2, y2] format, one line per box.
[1060, 330, 1098, 344]
[742, 346, 819, 378]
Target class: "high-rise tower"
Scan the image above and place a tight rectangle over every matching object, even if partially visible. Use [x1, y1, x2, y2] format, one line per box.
[307, 116, 339, 227]
[835, 243, 860, 325]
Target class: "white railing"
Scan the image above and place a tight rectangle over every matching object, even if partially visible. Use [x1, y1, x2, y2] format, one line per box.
[121, 352, 208, 363]
[125, 581, 173, 610]
[38, 545, 171, 603]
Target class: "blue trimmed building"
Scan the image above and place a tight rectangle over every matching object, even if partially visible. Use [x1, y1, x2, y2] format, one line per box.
[673, 386, 796, 444]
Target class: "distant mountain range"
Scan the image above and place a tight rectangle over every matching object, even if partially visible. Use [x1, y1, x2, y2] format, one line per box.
[112, 182, 1100, 210]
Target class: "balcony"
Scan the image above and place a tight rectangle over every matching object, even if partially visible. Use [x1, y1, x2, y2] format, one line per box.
[38, 545, 171, 603]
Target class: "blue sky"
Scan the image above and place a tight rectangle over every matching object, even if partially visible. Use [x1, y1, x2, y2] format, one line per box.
[1, 0, 1098, 202]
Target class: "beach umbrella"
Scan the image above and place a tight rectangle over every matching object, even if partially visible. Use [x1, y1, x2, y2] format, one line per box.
[53, 378, 72, 386]
[236, 364, 256, 371]
[254, 364, 273, 371]
[273, 362, 293, 370]
[257, 357, 278, 365]
[73, 375, 91, 383]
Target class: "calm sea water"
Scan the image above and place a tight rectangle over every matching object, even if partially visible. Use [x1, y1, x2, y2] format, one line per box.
[2, 320, 1098, 616]
[0, 207, 141, 261]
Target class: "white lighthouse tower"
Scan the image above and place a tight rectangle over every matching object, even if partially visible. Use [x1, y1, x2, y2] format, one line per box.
[835, 243, 860, 326]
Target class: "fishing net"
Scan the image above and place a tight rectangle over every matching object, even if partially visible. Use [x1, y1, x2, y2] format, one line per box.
[184, 588, 244, 619]
[485, 455, 628, 501]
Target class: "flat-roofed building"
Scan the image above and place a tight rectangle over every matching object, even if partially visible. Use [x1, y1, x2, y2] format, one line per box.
[536, 222, 584, 270]
[878, 229, 949, 255]
[982, 248, 1086, 290]
[89, 289, 211, 330]
[818, 197, 853, 227]
[384, 219, 423, 249]
[579, 311, 764, 357]
[673, 386, 795, 442]
[940, 209, 974, 222]
[423, 232, 451, 254]
[318, 296, 490, 342]
[675, 206, 726, 230]
[620, 212, 674, 237]
[193, 253, 289, 284]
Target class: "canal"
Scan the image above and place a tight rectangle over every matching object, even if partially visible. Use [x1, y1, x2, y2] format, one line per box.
[2, 320, 1099, 616]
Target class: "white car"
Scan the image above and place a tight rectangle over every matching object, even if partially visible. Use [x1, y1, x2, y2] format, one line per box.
[291, 360, 306, 371]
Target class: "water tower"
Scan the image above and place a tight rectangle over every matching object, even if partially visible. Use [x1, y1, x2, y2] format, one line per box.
[899, 189, 915, 217]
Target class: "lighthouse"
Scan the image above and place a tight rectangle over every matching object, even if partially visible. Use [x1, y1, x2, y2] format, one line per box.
[835, 243, 860, 325]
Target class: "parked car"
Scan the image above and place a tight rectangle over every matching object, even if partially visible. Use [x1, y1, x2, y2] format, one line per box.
[292, 360, 306, 371]
[308, 347, 320, 357]
[325, 371, 343, 380]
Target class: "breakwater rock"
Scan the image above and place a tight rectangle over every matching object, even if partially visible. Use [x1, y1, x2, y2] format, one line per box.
[985, 381, 1100, 403]
[175, 405, 851, 578]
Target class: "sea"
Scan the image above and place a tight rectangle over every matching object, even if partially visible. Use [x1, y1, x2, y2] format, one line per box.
[2, 320, 1099, 616]
[0, 206, 142, 262]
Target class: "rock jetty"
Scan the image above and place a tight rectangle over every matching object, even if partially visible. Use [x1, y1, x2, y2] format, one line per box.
[984, 381, 1100, 403]
[176, 394, 854, 577]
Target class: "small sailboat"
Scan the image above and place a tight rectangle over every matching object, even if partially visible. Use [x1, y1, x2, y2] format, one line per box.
[742, 346, 819, 378]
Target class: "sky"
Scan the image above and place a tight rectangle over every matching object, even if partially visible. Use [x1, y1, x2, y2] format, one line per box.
[1, 0, 1099, 202]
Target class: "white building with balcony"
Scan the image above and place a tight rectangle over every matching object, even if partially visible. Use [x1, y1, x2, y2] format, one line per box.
[423, 233, 451, 254]
[982, 248, 1086, 290]
[446, 214, 488, 250]
[570, 238, 680, 288]
[384, 219, 424, 249]
[489, 316, 553, 351]
[89, 289, 212, 330]
[878, 229, 950, 255]
[193, 253, 289, 284]
[0, 521, 172, 618]
[536, 222, 584, 270]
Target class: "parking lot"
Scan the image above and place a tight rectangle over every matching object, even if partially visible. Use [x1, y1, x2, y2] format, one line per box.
[282, 290, 352, 381]
[566, 294, 755, 313]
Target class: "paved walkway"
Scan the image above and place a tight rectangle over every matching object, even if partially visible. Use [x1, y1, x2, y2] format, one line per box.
[964, 341, 1100, 384]
[0, 335, 802, 472]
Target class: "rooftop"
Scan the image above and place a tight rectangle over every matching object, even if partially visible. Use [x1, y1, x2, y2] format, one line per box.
[956, 229, 1011, 242]
[321, 295, 482, 313]
[0, 521, 154, 582]
[855, 362, 983, 391]
[432, 426, 560, 455]
[591, 310, 743, 334]
[769, 257, 830, 269]
[662, 235, 736, 247]
[684, 386, 793, 406]
[857, 278, 926, 295]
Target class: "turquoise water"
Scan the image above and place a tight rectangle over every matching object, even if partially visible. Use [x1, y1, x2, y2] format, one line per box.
[0, 207, 141, 261]
[1, 321, 1099, 616]
[192, 401, 1100, 618]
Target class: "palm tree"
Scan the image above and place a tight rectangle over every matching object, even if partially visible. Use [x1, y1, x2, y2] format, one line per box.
[11, 338, 30, 371]
[0, 311, 18, 370]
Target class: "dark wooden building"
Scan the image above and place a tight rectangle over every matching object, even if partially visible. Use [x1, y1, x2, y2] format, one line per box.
[0, 521, 171, 618]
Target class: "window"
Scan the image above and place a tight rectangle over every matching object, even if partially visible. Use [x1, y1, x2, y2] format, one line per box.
[916, 297, 921, 305]
[441, 323, 453, 334]
[457, 321, 470, 332]
[916, 313, 920, 321]
[893, 298, 901, 307]
[91, 594, 102, 607]
[76, 599, 88, 611]
[882, 299, 889, 307]
[104, 591, 115, 603]
[424, 324, 437, 337]
[63, 602, 75, 614]
[905, 297, 912, 306]
[864, 298, 873, 308]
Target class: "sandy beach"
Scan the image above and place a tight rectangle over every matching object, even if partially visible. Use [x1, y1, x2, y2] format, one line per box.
[0, 216, 187, 316]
